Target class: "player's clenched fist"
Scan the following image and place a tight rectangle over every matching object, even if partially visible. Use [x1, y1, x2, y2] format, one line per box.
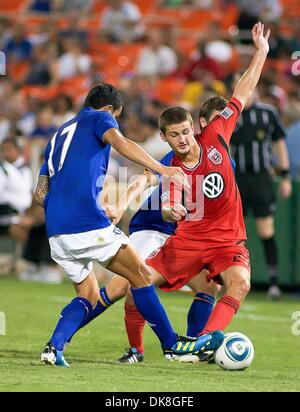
[162, 203, 187, 222]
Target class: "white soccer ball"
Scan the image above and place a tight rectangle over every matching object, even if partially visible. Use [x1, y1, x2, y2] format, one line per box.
[215, 332, 254, 371]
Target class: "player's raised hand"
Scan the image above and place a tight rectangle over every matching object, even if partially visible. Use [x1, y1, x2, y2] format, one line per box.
[163, 166, 190, 189]
[252, 22, 270, 54]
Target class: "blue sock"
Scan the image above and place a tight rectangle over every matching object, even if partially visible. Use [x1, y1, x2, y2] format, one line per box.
[79, 288, 112, 330]
[131, 284, 177, 348]
[67, 288, 112, 343]
[50, 297, 92, 351]
[187, 292, 215, 337]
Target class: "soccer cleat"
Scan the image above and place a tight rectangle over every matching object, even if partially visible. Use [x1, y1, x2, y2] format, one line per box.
[41, 343, 70, 367]
[162, 331, 224, 361]
[178, 350, 216, 364]
[118, 348, 144, 364]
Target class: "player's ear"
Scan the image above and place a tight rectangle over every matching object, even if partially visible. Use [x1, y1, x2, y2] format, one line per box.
[160, 132, 167, 142]
[101, 104, 114, 113]
[113, 106, 122, 117]
[199, 117, 207, 131]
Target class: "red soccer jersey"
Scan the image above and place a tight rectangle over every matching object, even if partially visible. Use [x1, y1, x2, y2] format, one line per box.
[162, 97, 246, 244]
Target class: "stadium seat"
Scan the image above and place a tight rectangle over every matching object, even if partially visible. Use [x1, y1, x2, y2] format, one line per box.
[93, 0, 107, 14]
[8, 62, 30, 83]
[131, 0, 155, 15]
[154, 78, 185, 105]
[145, 9, 182, 28]
[60, 75, 89, 100]
[21, 85, 59, 101]
[179, 10, 214, 30]
[0, 0, 27, 12]
[177, 35, 198, 58]
[21, 14, 50, 28]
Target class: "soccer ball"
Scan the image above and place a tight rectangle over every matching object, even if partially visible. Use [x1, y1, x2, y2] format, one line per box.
[214, 332, 254, 371]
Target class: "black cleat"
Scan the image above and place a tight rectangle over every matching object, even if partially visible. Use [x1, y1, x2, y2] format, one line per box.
[118, 348, 144, 364]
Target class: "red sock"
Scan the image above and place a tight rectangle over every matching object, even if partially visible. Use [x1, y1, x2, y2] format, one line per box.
[200, 295, 240, 335]
[124, 303, 146, 354]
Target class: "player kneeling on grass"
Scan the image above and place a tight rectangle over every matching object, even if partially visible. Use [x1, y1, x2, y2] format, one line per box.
[35, 83, 224, 367]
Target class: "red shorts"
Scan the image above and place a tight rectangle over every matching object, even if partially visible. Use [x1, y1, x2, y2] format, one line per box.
[146, 235, 251, 292]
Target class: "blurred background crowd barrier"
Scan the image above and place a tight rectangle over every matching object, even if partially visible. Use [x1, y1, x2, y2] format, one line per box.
[0, 0, 299, 288]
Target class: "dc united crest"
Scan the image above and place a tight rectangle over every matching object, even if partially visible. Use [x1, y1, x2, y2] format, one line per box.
[202, 173, 224, 199]
[208, 147, 222, 164]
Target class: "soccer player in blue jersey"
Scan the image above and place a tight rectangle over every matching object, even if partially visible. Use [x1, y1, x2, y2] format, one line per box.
[35, 83, 224, 367]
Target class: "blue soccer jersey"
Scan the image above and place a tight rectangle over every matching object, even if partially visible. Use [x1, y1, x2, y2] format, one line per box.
[40, 107, 118, 237]
[129, 150, 176, 236]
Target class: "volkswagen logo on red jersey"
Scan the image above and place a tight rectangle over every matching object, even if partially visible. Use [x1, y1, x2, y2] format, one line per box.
[208, 147, 223, 165]
[202, 173, 224, 199]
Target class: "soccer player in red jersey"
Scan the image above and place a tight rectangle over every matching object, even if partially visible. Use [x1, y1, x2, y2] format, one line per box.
[58, 23, 270, 359]
[146, 22, 271, 334]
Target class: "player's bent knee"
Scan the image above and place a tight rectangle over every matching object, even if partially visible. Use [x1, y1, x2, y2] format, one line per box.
[106, 277, 129, 302]
[240, 277, 251, 296]
[235, 274, 251, 298]
[136, 263, 152, 286]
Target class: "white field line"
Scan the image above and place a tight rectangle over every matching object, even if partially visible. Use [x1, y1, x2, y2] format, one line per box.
[169, 306, 289, 323]
[31, 297, 289, 323]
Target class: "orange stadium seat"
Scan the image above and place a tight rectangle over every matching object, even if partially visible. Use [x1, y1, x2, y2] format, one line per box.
[93, 0, 107, 14]
[116, 43, 144, 70]
[91, 42, 144, 75]
[281, 0, 300, 17]
[0, 0, 27, 12]
[154, 78, 185, 105]
[21, 15, 50, 29]
[60, 75, 89, 99]
[145, 8, 182, 28]
[21, 85, 59, 101]
[131, 0, 155, 15]
[179, 9, 214, 30]
[218, 5, 239, 29]
[8, 62, 30, 83]
[177, 35, 198, 58]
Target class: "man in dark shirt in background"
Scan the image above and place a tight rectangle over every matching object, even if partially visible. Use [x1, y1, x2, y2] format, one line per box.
[230, 91, 292, 299]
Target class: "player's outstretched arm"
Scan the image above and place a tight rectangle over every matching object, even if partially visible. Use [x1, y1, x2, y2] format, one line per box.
[105, 171, 158, 225]
[233, 22, 270, 110]
[34, 175, 49, 208]
[103, 128, 189, 187]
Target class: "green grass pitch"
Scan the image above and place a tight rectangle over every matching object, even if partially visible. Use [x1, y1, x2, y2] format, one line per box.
[0, 278, 299, 392]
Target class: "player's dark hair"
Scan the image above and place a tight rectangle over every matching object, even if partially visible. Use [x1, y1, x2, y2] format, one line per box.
[198, 96, 228, 123]
[84, 83, 123, 111]
[159, 106, 193, 134]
